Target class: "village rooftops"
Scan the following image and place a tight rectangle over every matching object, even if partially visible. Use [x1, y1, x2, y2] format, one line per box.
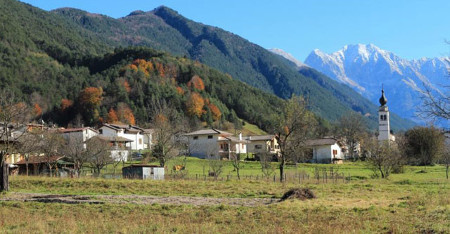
[184, 129, 233, 136]
[59, 127, 99, 134]
[102, 123, 144, 134]
[246, 135, 275, 141]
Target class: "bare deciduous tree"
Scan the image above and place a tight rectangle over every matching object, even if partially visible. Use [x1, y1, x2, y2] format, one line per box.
[363, 138, 404, 179]
[85, 137, 112, 177]
[38, 130, 65, 177]
[230, 152, 243, 180]
[440, 142, 450, 179]
[0, 90, 30, 190]
[259, 152, 275, 178]
[17, 131, 43, 176]
[417, 80, 449, 122]
[271, 96, 317, 182]
[149, 100, 187, 167]
[336, 112, 368, 161]
[207, 155, 224, 180]
[60, 136, 88, 177]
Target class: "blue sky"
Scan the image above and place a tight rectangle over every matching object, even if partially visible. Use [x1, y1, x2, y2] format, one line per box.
[20, 0, 450, 61]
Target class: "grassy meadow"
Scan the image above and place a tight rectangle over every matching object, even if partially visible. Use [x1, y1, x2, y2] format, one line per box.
[1, 158, 449, 233]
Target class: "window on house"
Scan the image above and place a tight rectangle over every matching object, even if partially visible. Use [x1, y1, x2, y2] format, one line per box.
[193, 136, 198, 140]
[333, 149, 337, 156]
[208, 135, 213, 139]
[241, 144, 244, 149]
[255, 145, 262, 149]
[139, 139, 142, 144]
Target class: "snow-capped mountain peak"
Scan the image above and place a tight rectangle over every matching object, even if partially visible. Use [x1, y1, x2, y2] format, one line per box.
[304, 44, 449, 124]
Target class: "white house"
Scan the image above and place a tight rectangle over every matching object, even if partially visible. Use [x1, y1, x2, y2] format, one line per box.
[99, 124, 146, 151]
[59, 127, 99, 148]
[185, 129, 248, 159]
[305, 137, 345, 164]
[246, 135, 280, 156]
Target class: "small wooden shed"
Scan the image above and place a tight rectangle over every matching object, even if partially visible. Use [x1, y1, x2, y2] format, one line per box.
[122, 164, 164, 180]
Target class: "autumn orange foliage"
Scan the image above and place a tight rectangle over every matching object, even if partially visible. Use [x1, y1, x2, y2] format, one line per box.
[60, 99, 73, 111]
[155, 62, 165, 77]
[123, 80, 131, 93]
[129, 59, 154, 76]
[79, 87, 103, 107]
[117, 103, 135, 125]
[107, 108, 119, 123]
[33, 103, 42, 117]
[187, 75, 205, 91]
[155, 114, 168, 125]
[176, 87, 185, 95]
[186, 92, 205, 117]
[208, 103, 221, 121]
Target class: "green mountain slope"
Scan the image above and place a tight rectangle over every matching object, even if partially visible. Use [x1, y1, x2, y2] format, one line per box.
[52, 6, 415, 130]
[0, 0, 285, 130]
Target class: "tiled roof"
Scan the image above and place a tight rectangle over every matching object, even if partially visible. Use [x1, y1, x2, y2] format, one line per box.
[59, 127, 99, 133]
[185, 128, 232, 136]
[304, 138, 338, 146]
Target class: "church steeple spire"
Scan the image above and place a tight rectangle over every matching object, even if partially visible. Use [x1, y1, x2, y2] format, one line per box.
[379, 85, 387, 106]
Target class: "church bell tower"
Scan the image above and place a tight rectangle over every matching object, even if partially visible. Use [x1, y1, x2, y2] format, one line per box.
[378, 87, 391, 141]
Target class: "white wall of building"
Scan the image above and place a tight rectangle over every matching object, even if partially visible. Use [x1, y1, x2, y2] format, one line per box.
[188, 134, 220, 158]
[313, 143, 343, 163]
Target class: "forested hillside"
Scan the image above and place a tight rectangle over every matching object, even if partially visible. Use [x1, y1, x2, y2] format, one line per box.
[0, 0, 285, 130]
[0, 0, 415, 130]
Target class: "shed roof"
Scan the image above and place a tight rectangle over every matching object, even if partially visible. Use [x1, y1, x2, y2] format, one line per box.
[123, 164, 164, 168]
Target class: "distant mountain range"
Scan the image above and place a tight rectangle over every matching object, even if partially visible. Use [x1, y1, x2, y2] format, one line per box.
[52, 6, 415, 130]
[302, 44, 449, 124]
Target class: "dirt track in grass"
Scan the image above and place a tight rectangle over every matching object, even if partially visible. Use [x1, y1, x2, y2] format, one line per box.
[0, 192, 278, 206]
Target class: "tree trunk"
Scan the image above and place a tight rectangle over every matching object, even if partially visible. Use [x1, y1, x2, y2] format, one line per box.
[236, 166, 240, 180]
[279, 157, 285, 182]
[1, 163, 9, 192]
[26, 162, 29, 176]
[446, 165, 449, 179]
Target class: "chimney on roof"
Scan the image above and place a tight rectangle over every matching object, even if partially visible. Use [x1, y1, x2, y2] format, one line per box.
[239, 132, 242, 141]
